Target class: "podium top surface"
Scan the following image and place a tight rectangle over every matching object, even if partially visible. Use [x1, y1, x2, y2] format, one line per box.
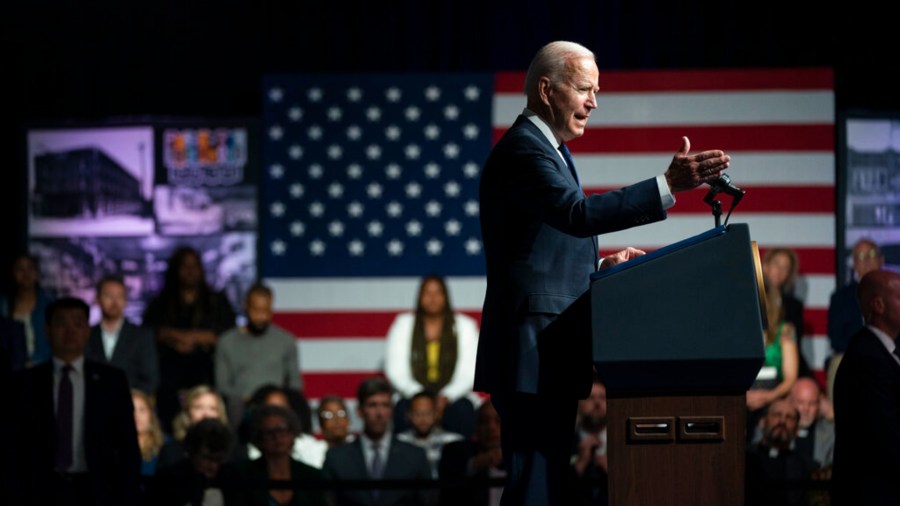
[591, 225, 730, 281]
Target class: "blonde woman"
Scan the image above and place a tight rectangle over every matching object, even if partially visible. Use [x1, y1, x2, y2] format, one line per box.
[131, 389, 167, 476]
[158, 384, 231, 469]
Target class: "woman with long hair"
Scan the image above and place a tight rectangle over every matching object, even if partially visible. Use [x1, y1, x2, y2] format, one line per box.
[384, 274, 480, 437]
[0, 254, 54, 365]
[132, 388, 167, 476]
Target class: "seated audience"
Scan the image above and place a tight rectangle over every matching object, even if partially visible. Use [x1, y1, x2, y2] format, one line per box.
[142, 246, 237, 433]
[438, 399, 504, 506]
[237, 404, 327, 506]
[316, 394, 355, 448]
[745, 399, 811, 506]
[158, 384, 232, 469]
[761, 247, 813, 378]
[396, 391, 463, 478]
[323, 377, 434, 506]
[151, 418, 241, 506]
[244, 385, 328, 469]
[132, 388, 169, 477]
[569, 378, 608, 506]
[385, 275, 480, 438]
[86, 274, 159, 395]
[788, 377, 834, 473]
[216, 282, 302, 430]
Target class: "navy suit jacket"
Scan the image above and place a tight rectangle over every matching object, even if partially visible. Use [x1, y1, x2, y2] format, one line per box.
[831, 327, 900, 505]
[474, 115, 666, 398]
[6, 358, 141, 505]
[322, 437, 433, 506]
[87, 320, 160, 395]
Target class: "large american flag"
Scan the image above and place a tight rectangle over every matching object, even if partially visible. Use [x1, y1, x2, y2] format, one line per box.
[260, 68, 835, 404]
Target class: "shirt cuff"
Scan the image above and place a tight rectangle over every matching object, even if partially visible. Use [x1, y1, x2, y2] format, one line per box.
[656, 175, 676, 209]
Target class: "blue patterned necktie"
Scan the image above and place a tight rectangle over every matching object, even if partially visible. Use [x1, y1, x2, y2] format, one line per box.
[559, 143, 581, 188]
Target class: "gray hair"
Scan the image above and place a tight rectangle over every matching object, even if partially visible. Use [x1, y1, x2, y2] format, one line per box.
[524, 41, 595, 98]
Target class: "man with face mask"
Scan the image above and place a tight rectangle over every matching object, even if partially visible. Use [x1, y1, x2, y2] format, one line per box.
[215, 282, 301, 430]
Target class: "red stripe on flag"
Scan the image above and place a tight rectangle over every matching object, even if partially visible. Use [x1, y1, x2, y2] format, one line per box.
[302, 371, 383, 399]
[804, 309, 827, 338]
[582, 186, 835, 214]
[274, 310, 484, 338]
[494, 68, 833, 93]
[491, 125, 834, 152]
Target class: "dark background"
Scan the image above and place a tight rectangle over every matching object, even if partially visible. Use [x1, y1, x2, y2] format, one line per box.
[5, 0, 897, 282]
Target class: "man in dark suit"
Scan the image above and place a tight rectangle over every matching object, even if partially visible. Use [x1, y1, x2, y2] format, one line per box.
[474, 41, 731, 506]
[826, 238, 884, 400]
[323, 377, 434, 506]
[86, 274, 159, 395]
[831, 269, 900, 505]
[5, 296, 140, 506]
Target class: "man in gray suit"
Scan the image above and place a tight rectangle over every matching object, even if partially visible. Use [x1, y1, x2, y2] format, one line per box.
[86, 275, 159, 395]
[475, 40, 731, 506]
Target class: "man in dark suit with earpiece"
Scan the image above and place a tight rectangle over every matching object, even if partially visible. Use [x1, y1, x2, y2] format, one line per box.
[474, 40, 732, 506]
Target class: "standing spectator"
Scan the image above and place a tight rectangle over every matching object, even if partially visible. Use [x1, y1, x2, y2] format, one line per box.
[216, 282, 301, 431]
[761, 247, 813, 379]
[569, 378, 608, 506]
[322, 377, 434, 506]
[826, 238, 884, 400]
[1, 314, 27, 376]
[86, 275, 159, 395]
[142, 246, 236, 433]
[132, 388, 168, 478]
[238, 404, 327, 506]
[438, 399, 504, 506]
[396, 391, 463, 478]
[832, 269, 900, 505]
[384, 275, 480, 438]
[317, 395, 355, 448]
[6, 297, 140, 505]
[745, 399, 811, 506]
[0, 253, 54, 365]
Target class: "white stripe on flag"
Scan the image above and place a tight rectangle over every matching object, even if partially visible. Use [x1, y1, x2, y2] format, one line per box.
[575, 153, 835, 187]
[299, 339, 386, 372]
[493, 91, 835, 127]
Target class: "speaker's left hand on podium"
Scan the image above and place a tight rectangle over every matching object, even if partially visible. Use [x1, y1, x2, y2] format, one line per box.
[599, 247, 645, 269]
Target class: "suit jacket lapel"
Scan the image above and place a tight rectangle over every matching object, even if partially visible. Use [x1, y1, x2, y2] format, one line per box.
[110, 322, 131, 365]
[87, 326, 108, 363]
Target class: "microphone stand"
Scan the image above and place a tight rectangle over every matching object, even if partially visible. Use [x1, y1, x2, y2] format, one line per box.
[704, 188, 724, 228]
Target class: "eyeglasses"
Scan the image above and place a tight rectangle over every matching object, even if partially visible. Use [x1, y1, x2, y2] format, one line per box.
[261, 426, 292, 439]
[854, 249, 881, 261]
[320, 409, 348, 420]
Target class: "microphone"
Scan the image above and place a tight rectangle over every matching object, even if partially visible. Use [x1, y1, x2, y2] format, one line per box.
[708, 173, 745, 200]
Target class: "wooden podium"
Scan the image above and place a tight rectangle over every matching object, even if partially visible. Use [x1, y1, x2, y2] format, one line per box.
[590, 224, 765, 506]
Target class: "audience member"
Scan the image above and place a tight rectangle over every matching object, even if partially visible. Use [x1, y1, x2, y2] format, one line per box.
[238, 404, 327, 506]
[761, 247, 813, 379]
[217, 282, 302, 431]
[151, 418, 241, 506]
[244, 385, 328, 469]
[569, 378, 608, 506]
[317, 394, 355, 448]
[396, 391, 464, 478]
[142, 246, 237, 432]
[322, 376, 434, 506]
[745, 399, 811, 506]
[0, 314, 27, 376]
[158, 384, 231, 469]
[788, 377, 834, 473]
[438, 399, 504, 506]
[132, 388, 169, 477]
[746, 275, 800, 439]
[826, 238, 884, 400]
[6, 296, 140, 505]
[86, 275, 159, 395]
[385, 275, 480, 438]
[0, 253, 54, 365]
[832, 269, 900, 505]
